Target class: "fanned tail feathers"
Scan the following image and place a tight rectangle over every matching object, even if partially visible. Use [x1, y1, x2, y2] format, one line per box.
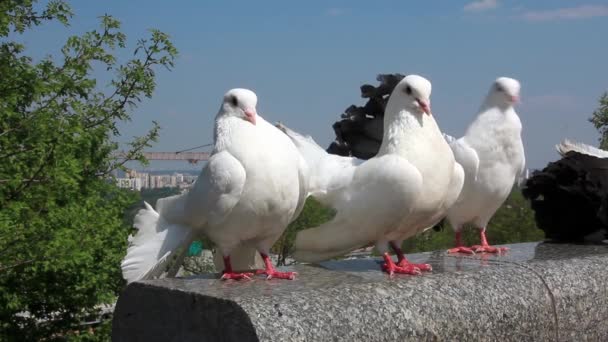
[121, 202, 194, 283]
[276, 122, 359, 203]
[275, 122, 327, 166]
[556, 139, 608, 159]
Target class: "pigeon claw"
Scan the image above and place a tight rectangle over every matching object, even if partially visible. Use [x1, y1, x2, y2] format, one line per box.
[256, 269, 298, 280]
[220, 271, 254, 281]
[471, 245, 509, 254]
[447, 246, 476, 255]
[398, 260, 432, 272]
[381, 262, 422, 276]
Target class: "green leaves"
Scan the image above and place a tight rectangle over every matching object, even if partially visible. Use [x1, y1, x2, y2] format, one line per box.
[588, 92, 608, 150]
[272, 198, 336, 266]
[0, 0, 72, 36]
[0, 1, 177, 339]
[401, 188, 544, 254]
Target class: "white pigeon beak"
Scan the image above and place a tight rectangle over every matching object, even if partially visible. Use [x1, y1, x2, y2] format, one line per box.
[510, 95, 520, 104]
[244, 108, 257, 125]
[416, 99, 432, 115]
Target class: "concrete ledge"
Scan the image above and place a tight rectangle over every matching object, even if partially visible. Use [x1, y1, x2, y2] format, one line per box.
[112, 242, 608, 341]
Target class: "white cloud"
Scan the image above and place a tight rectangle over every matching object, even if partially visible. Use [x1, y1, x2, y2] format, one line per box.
[464, 0, 499, 12]
[522, 5, 608, 22]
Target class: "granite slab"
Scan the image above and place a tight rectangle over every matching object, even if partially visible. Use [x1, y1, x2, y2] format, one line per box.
[112, 242, 608, 342]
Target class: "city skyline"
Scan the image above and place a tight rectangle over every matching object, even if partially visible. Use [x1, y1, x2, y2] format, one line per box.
[115, 170, 198, 191]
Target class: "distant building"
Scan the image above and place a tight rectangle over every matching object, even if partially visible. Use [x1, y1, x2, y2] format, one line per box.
[115, 177, 143, 191]
[115, 170, 197, 190]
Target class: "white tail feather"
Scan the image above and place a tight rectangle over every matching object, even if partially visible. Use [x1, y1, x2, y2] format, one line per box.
[121, 201, 194, 283]
[442, 132, 457, 144]
[275, 122, 328, 167]
[293, 218, 370, 263]
[556, 139, 608, 159]
[276, 122, 360, 204]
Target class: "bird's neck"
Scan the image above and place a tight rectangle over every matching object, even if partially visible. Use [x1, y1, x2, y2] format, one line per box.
[378, 109, 431, 155]
[465, 106, 520, 139]
[478, 97, 511, 113]
[213, 116, 237, 153]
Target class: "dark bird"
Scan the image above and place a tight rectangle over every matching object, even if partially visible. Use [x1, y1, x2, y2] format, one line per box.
[327, 74, 405, 159]
[522, 139, 608, 243]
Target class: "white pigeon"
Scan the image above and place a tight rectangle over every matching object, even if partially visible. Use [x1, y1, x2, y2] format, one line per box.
[281, 75, 464, 276]
[444, 77, 526, 254]
[121, 88, 309, 283]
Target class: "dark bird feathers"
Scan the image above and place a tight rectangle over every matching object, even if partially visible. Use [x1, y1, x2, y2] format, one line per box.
[522, 151, 608, 242]
[327, 73, 404, 159]
[325, 73, 447, 232]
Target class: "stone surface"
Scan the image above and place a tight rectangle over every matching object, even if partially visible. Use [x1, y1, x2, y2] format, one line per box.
[112, 242, 608, 342]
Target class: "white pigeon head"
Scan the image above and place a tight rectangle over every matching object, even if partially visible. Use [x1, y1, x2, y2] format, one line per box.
[219, 88, 258, 125]
[390, 75, 433, 115]
[487, 77, 521, 109]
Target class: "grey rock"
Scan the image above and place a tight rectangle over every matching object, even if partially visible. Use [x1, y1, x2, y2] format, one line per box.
[112, 242, 608, 342]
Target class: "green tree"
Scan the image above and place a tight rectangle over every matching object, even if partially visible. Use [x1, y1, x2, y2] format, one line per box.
[402, 188, 544, 253]
[271, 189, 540, 261]
[0, 1, 177, 340]
[589, 92, 608, 149]
[272, 198, 336, 266]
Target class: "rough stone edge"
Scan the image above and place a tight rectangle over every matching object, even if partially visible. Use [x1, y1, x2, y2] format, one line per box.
[112, 249, 608, 342]
[112, 282, 260, 342]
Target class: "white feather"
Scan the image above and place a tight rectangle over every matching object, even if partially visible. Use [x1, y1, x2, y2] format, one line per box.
[121, 88, 309, 282]
[276, 122, 361, 206]
[556, 139, 608, 159]
[282, 75, 462, 262]
[121, 202, 194, 283]
[442, 132, 457, 144]
[445, 77, 526, 231]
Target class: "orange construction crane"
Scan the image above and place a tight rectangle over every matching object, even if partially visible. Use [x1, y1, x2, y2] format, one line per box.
[115, 151, 210, 164]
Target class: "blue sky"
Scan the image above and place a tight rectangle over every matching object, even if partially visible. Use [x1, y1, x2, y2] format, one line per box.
[17, 0, 608, 169]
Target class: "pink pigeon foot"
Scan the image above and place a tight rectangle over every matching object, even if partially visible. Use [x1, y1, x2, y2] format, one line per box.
[255, 253, 297, 280]
[220, 256, 254, 281]
[381, 253, 421, 276]
[389, 241, 432, 272]
[471, 229, 508, 254]
[447, 231, 476, 254]
[220, 271, 254, 280]
[471, 244, 509, 254]
[447, 246, 475, 254]
[396, 259, 433, 272]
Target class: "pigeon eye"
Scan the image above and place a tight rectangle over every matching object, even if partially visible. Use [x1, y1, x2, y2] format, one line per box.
[495, 84, 503, 92]
[230, 96, 238, 106]
[405, 86, 412, 95]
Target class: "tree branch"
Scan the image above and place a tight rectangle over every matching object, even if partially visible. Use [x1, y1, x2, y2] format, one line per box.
[85, 41, 159, 130]
[0, 259, 36, 272]
[5, 144, 56, 203]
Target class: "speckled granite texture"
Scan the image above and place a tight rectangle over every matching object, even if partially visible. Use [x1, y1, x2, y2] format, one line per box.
[112, 242, 608, 342]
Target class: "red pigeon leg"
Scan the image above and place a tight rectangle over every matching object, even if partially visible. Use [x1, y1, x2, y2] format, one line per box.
[471, 228, 509, 254]
[390, 241, 432, 272]
[255, 253, 297, 280]
[447, 231, 475, 254]
[220, 256, 254, 280]
[381, 252, 421, 276]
